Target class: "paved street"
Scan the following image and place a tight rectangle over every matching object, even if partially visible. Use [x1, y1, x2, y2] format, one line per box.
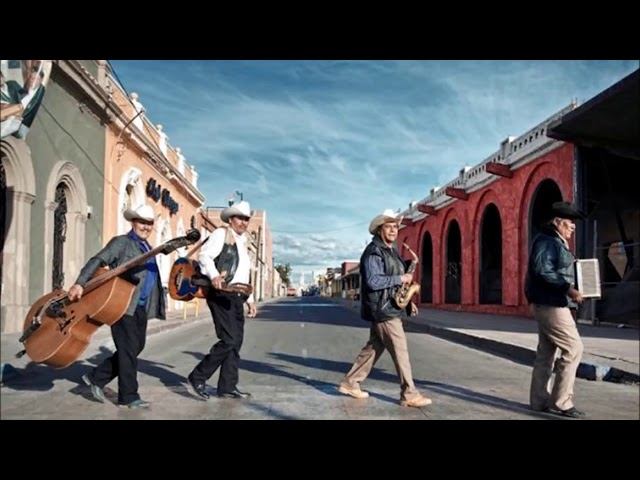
[1, 297, 638, 420]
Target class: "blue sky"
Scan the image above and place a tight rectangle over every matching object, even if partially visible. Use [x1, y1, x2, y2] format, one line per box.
[109, 60, 637, 286]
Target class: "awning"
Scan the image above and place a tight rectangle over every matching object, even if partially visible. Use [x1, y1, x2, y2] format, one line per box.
[547, 69, 639, 160]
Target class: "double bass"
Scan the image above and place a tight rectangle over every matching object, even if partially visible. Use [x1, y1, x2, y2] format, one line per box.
[16, 229, 201, 369]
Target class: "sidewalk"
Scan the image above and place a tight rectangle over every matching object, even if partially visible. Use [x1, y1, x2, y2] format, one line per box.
[329, 297, 640, 385]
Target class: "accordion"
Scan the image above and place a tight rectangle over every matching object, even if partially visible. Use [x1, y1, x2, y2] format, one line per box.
[575, 259, 601, 299]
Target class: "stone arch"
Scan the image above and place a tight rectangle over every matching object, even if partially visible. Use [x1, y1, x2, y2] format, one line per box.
[518, 162, 570, 304]
[0, 137, 36, 333]
[117, 167, 145, 235]
[155, 214, 173, 288]
[440, 207, 463, 304]
[43, 161, 88, 293]
[471, 189, 504, 305]
[419, 227, 434, 303]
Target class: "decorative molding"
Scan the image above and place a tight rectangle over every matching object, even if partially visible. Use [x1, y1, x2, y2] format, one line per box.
[418, 204, 437, 215]
[486, 161, 514, 178]
[445, 187, 469, 201]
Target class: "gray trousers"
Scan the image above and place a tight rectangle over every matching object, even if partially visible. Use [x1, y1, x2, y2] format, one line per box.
[529, 304, 584, 411]
[340, 317, 421, 401]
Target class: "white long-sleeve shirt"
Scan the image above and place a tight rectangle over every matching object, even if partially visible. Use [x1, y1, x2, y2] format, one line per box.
[198, 227, 255, 303]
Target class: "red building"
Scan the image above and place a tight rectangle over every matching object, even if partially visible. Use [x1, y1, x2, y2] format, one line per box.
[396, 69, 639, 325]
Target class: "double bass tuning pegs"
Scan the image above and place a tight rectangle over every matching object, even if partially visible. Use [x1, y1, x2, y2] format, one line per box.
[186, 229, 201, 242]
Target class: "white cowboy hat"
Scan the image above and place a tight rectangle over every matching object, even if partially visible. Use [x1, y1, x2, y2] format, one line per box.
[221, 200, 252, 223]
[123, 204, 155, 223]
[368, 208, 403, 235]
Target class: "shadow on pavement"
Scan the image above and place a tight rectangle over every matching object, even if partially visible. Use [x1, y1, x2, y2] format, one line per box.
[266, 352, 559, 419]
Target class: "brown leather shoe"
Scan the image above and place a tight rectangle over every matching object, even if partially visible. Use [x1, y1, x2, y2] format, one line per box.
[338, 385, 370, 399]
[400, 395, 432, 408]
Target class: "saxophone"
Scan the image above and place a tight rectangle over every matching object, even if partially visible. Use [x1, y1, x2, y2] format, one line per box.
[393, 243, 421, 309]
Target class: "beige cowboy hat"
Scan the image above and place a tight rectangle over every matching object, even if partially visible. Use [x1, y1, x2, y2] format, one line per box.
[123, 204, 155, 223]
[221, 200, 252, 223]
[368, 208, 403, 235]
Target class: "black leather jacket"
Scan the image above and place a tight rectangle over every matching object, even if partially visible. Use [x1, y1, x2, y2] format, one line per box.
[524, 225, 576, 308]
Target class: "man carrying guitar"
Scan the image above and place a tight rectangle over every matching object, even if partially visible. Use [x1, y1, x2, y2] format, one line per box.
[67, 204, 162, 409]
[186, 200, 257, 401]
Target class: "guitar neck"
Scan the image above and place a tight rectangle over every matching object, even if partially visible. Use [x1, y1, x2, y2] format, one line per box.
[83, 244, 162, 294]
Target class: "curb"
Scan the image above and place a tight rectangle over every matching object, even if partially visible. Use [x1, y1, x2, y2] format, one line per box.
[402, 317, 640, 385]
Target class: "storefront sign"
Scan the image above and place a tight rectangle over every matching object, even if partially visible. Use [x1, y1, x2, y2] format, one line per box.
[146, 178, 179, 215]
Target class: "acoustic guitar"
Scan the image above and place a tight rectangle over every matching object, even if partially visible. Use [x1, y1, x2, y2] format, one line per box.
[169, 259, 253, 301]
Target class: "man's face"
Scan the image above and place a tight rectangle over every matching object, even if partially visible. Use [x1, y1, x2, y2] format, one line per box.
[132, 219, 154, 240]
[229, 215, 250, 235]
[554, 217, 575, 242]
[379, 221, 399, 245]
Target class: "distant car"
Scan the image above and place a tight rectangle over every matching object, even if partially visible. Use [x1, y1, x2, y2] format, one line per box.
[287, 287, 297, 297]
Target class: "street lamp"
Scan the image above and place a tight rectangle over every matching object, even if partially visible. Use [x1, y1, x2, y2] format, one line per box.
[235, 190, 244, 201]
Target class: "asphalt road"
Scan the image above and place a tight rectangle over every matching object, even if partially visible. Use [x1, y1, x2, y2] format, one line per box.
[1, 296, 638, 420]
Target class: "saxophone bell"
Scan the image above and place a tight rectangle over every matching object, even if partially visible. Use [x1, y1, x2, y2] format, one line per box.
[393, 243, 421, 309]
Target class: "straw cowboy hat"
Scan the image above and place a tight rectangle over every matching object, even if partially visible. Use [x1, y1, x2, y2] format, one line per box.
[368, 208, 403, 235]
[550, 201, 586, 220]
[221, 200, 252, 223]
[123, 204, 155, 223]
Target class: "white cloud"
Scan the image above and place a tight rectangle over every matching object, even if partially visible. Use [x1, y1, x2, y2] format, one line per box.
[110, 60, 638, 278]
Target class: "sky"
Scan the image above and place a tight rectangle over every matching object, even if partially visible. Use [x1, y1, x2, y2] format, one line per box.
[109, 60, 638, 286]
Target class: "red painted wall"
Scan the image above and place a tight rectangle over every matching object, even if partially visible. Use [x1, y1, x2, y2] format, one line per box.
[401, 142, 575, 317]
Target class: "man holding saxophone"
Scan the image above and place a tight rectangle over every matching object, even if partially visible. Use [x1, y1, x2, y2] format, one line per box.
[337, 209, 432, 408]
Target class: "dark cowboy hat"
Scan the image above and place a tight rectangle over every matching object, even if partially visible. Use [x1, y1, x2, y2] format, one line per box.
[551, 201, 586, 220]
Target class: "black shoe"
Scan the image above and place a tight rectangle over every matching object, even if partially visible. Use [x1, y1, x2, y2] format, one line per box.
[82, 374, 105, 403]
[557, 407, 587, 418]
[187, 374, 210, 400]
[218, 388, 251, 399]
[119, 399, 151, 409]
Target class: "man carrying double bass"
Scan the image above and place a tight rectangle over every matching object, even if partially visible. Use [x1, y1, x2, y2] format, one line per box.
[68, 204, 163, 409]
[186, 200, 257, 401]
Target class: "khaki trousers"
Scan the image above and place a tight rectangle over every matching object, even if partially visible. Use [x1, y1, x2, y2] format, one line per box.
[340, 317, 421, 401]
[529, 304, 584, 411]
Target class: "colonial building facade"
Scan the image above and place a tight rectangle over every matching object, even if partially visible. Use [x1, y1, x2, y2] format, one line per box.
[102, 66, 205, 313]
[396, 70, 639, 325]
[1, 60, 115, 333]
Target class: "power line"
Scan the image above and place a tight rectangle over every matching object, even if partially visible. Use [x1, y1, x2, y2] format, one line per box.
[107, 60, 131, 99]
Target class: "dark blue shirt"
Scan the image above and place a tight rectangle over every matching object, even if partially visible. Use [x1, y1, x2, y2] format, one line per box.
[128, 230, 159, 306]
[364, 255, 403, 291]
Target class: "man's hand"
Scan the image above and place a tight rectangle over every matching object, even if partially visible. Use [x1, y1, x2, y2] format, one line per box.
[247, 302, 257, 318]
[400, 273, 413, 284]
[410, 302, 418, 317]
[568, 286, 584, 304]
[212, 274, 225, 290]
[68, 284, 84, 301]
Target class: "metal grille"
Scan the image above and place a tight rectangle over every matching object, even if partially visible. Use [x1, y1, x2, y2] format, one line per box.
[52, 183, 67, 290]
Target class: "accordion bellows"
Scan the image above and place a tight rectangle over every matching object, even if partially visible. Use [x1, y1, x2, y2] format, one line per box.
[576, 259, 601, 299]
